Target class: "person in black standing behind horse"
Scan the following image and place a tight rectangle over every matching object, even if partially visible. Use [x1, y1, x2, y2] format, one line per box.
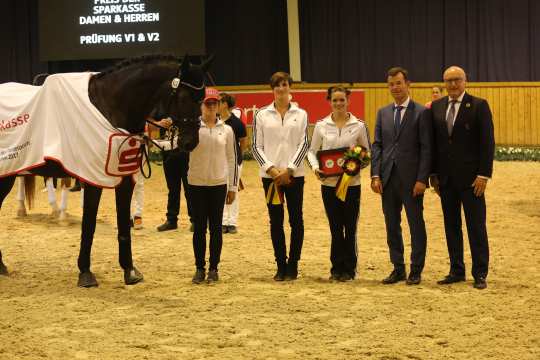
[427, 66, 494, 290]
[218, 92, 247, 234]
[156, 118, 193, 232]
[189, 88, 238, 284]
[252, 71, 309, 281]
[371, 67, 432, 285]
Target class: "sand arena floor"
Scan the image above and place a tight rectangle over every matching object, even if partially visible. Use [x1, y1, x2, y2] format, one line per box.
[0, 161, 538, 359]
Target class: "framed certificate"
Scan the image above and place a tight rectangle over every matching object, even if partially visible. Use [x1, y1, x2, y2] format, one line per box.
[316, 147, 348, 177]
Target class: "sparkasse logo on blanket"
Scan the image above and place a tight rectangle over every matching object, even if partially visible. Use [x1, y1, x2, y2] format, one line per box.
[0, 113, 30, 132]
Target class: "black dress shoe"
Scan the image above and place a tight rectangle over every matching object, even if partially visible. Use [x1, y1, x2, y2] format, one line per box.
[437, 274, 465, 285]
[406, 273, 421, 285]
[329, 272, 340, 281]
[285, 261, 298, 281]
[124, 267, 144, 285]
[192, 268, 206, 284]
[228, 225, 238, 234]
[473, 277, 487, 290]
[157, 221, 178, 232]
[207, 269, 219, 283]
[222, 225, 229, 234]
[339, 273, 354, 282]
[382, 269, 406, 284]
[273, 263, 287, 281]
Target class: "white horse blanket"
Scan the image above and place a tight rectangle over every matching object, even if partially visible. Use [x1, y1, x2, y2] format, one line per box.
[0, 73, 142, 188]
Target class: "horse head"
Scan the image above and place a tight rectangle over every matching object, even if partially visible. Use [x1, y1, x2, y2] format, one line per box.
[157, 55, 215, 152]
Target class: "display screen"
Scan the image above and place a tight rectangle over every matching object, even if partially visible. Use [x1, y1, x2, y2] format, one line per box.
[39, 0, 205, 61]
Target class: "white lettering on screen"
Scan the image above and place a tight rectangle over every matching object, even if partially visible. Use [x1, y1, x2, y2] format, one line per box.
[79, 0, 161, 45]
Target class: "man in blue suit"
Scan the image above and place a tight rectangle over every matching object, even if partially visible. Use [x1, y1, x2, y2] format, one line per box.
[427, 66, 494, 290]
[371, 67, 432, 285]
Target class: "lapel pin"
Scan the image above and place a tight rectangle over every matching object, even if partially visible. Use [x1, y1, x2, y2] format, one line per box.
[465, 103, 471, 108]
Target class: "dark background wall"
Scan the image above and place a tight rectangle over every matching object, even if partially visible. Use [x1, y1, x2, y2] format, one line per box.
[300, 0, 540, 82]
[1, 0, 539, 84]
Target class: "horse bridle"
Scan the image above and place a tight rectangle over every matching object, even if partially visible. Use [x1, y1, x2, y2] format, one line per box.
[140, 64, 205, 178]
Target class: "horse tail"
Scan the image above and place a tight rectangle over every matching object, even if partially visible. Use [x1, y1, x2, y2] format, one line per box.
[24, 175, 35, 209]
[61, 178, 72, 189]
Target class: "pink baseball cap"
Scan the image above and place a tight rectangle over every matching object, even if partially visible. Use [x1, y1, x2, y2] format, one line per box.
[203, 87, 220, 103]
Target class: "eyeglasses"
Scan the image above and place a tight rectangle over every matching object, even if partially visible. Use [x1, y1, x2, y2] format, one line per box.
[444, 77, 464, 84]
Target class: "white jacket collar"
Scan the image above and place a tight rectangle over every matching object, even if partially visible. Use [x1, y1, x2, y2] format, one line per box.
[199, 118, 224, 128]
[322, 112, 359, 126]
[268, 101, 299, 113]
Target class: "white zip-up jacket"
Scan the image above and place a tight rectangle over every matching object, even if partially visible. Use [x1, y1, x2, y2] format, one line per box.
[252, 102, 309, 178]
[188, 119, 238, 191]
[307, 113, 370, 187]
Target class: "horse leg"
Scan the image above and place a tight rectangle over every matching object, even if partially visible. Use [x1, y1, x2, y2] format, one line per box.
[16, 177, 27, 217]
[0, 176, 17, 275]
[58, 179, 69, 221]
[116, 176, 143, 285]
[77, 183, 102, 287]
[46, 177, 60, 217]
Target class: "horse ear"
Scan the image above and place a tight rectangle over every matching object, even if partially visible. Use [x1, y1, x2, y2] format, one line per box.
[181, 54, 190, 74]
[200, 54, 215, 72]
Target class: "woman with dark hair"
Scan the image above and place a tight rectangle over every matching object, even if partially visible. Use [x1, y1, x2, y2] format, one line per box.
[252, 71, 309, 281]
[307, 86, 370, 281]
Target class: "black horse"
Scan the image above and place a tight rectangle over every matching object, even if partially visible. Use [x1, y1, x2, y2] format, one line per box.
[0, 54, 210, 287]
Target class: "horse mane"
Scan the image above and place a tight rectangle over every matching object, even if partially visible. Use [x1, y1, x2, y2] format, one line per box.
[93, 54, 182, 79]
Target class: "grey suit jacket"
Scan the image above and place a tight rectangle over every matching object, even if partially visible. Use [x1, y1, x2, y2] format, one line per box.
[370, 100, 432, 191]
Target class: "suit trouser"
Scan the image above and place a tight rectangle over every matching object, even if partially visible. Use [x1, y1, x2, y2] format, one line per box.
[439, 177, 489, 279]
[321, 185, 360, 277]
[381, 170, 427, 273]
[223, 163, 242, 226]
[262, 177, 304, 264]
[163, 151, 192, 224]
[190, 184, 227, 270]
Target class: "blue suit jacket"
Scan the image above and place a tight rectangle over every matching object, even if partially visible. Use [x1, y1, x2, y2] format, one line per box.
[370, 100, 432, 191]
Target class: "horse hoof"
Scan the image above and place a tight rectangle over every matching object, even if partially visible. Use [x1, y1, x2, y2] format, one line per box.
[0, 263, 8, 276]
[78, 271, 98, 288]
[17, 208, 27, 218]
[124, 267, 143, 285]
[58, 211, 67, 221]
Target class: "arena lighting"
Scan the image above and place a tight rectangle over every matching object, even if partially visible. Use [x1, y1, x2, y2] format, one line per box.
[39, 0, 205, 61]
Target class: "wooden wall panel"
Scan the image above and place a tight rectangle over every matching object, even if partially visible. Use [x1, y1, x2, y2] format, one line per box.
[220, 82, 540, 146]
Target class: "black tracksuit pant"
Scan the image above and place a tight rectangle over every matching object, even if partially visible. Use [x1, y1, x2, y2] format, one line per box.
[190, 184, 227, 270]
[163, 151, 192, 225]
[262, 177, 304, 265]
[321, 185, 361, 277]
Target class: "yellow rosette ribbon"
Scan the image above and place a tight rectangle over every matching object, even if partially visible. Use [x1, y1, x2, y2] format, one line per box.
[266, 182, 284, 205]
[335, 159, 359, 201]
[335, 146, 370, 202]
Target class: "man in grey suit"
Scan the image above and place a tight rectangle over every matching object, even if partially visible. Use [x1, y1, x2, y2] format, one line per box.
[371, 67, 432, 285]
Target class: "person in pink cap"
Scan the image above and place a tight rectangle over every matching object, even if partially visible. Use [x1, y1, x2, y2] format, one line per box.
[188, 87, 238, 284]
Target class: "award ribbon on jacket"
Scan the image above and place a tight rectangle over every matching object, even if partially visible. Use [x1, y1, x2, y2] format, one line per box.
[266, 182, 284, 205]
[335, 146, 370, 201]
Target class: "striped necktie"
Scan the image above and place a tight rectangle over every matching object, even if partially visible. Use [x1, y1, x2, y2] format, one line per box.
[446, 100, 457, 136]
